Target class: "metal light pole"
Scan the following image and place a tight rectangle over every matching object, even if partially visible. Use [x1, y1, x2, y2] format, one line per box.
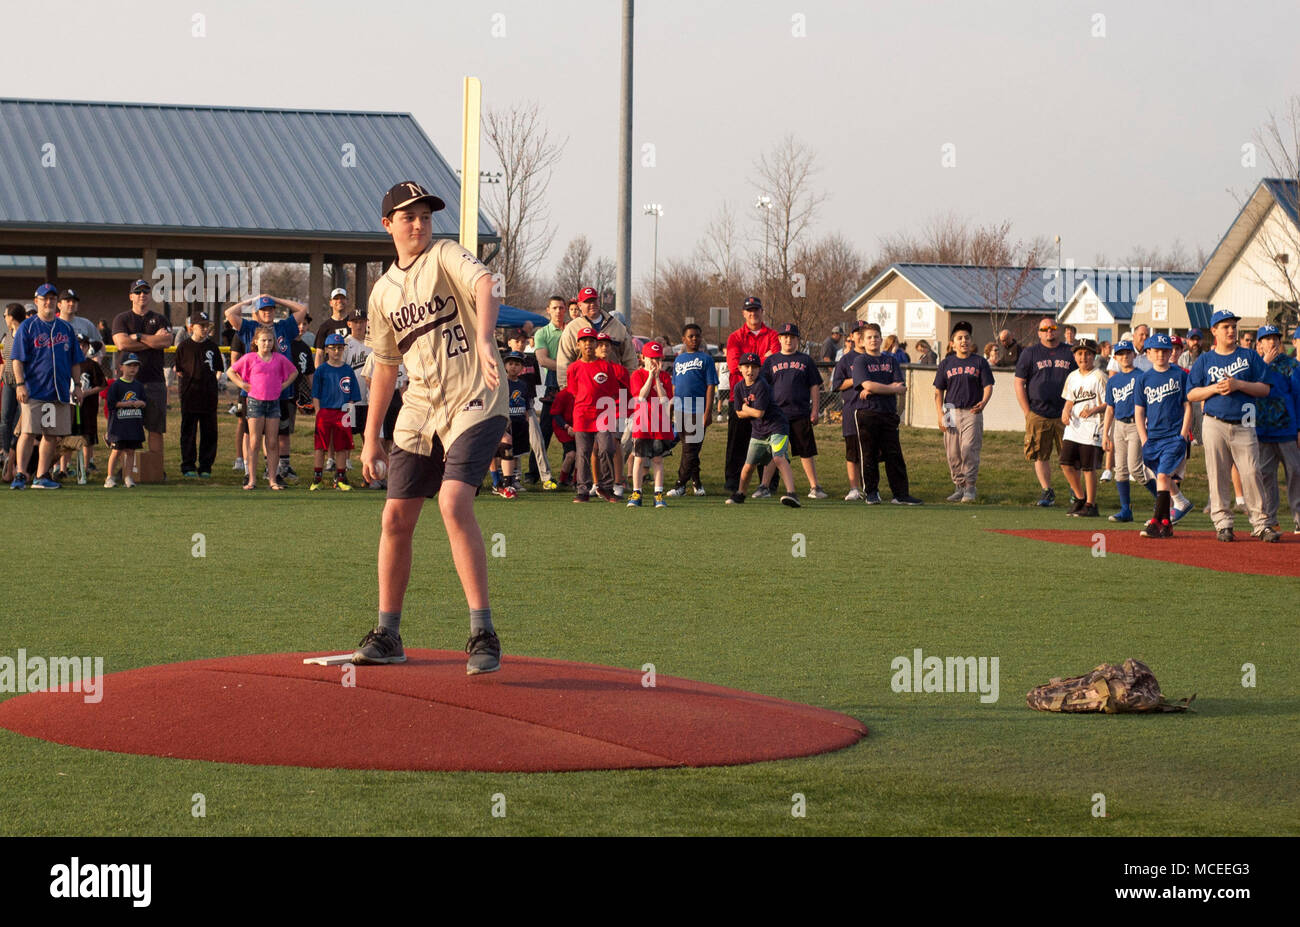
[755, 195, 773, 311]
[643, 203, 662, 335]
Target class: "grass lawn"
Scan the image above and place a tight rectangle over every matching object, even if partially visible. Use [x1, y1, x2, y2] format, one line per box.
[1, 406, 1296, 835]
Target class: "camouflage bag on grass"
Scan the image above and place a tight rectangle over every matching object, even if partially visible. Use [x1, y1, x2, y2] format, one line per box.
[1026, 659, 1194, 713]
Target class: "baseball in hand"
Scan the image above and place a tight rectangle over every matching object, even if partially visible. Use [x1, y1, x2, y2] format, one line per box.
[372, 459, 387, 480]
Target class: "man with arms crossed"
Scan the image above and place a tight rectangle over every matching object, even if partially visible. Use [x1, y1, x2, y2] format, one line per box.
[351, 181, 509, 674]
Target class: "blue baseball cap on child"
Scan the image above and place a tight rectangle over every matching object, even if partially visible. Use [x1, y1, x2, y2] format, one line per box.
[1210, 309, 1240, 327]
[1113, 340, 1134, 354]
[1256, 325, 1281, 339]
[1144, 333, 1173, 349]
[121, 353, 141, 365]
[324, 333, 346, 347]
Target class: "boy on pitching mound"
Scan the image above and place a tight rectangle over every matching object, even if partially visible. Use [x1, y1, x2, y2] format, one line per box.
[350, 181, 509, 675]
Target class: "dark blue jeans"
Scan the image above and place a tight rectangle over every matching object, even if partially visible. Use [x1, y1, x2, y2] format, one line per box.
[0, 383, 17, 454]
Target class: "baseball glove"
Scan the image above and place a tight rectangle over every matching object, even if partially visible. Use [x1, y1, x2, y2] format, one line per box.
[1026, 658, 1194, 713]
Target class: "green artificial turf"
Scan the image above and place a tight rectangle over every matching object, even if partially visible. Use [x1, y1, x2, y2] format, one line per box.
[1, 410, 1296, 835]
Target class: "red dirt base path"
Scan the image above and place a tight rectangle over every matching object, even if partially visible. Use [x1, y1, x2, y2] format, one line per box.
[996, 528, 1300, 577]
[0, 651, 867, 772]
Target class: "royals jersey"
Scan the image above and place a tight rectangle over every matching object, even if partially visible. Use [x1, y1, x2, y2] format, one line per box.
[366, 239, 508, 455]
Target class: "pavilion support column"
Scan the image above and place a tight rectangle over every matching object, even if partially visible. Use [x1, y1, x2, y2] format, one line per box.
[45, 255, 58, 287]
[308, 251, 325, 323]
[355, 262, 368, 302]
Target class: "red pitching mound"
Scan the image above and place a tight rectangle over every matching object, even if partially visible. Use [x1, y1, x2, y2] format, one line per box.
[0, 651, 867, 772]
[995, 528, 1299, 577]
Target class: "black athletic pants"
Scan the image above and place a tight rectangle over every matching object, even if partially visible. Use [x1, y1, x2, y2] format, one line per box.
[724, 405, 751, 492]
[854, 409, 909, 498]
[676, 410, 707, 488]
[181, 409, 218, 474]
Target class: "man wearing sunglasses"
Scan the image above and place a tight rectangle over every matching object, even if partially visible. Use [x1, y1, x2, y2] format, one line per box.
[1014, 319, 1076, 506]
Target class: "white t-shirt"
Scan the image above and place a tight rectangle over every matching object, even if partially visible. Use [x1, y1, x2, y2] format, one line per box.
[1061, 367, 1108, 446]
[343, 336, 372, 404]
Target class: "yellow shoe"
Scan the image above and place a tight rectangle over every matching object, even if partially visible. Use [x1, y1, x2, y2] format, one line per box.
[336, 479, 352, 492]
[309, 480, 323, 492]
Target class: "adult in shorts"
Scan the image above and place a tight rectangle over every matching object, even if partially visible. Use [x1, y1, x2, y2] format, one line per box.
[351, 181, 510, 675]
[10, 284, 85, 489]
[1014, 318, 1076, 506]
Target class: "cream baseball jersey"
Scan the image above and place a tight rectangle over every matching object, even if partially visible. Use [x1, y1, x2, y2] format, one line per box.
[366, 239, 508, 455]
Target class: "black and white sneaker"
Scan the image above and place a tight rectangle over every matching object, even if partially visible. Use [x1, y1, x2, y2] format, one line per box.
[725, 491, 745, 504]
[864, 491, 882, 505]
[780, 493, 801, 508]
[1066, 496, 1085, 516]
[891, 495, 924, 506]
[466, 629, 502, 675]
[351, 627, 405, 664]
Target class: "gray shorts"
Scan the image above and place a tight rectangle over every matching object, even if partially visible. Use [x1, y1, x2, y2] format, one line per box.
[388, 415, 506, 499]
[19, 400, 72, 436]
[143, 381, 168, 433]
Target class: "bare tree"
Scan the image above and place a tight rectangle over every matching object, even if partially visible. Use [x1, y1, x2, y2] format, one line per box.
[1242, 97, 1300, 329]
[482, 101, 566, 309]
[877, 211, 973, 266]
[752, 135, 827, 321]
[633, 257, 711, 339]
[968, 223, 1046, 338]
[553, 235, 594, 299]
[790, 232, 869, 336]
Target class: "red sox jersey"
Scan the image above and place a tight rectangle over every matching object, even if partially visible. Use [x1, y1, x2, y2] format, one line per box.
[366, 239, 508, 455]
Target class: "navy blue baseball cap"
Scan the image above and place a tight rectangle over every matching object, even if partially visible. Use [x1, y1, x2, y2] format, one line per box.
[130, 279, 150, 293]
[255, 296, 277, 312]
[1113, 340, 1135, 354]
[738, 352, 761, 366]
[1256, 325, 1281, 339]
[58, 288, 79, 301]
[1210, 309, 1240, 327]
[504, 351, 526, 363]
[1186, 328, 1202, 339]
[1145, 332, 1173, 349]
[778, 323, 800, 338]
[742, 296, 763, 312]
[324, 333, 346, 347]
[121, 353, 141, 366]
[35, 283, 58, 298]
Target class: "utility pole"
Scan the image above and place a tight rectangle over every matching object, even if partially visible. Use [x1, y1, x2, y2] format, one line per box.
[615, 0, 634, 325]
[755, 194, 773, 310]
[643, 203, 662, 334]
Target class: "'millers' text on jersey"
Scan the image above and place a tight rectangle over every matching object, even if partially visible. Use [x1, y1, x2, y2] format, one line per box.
[366, 240, 508, 456]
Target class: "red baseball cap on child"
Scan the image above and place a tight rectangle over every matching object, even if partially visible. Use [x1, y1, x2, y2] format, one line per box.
[577, 327, 597, 340]
[595, 331, 612, 342]
[642, 341, 664, 358]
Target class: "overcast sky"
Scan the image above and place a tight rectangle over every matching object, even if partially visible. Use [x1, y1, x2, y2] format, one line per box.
[6, 0, 1299, 290]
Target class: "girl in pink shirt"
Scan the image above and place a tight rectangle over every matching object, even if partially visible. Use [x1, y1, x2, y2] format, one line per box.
[227, 326, 297, 490]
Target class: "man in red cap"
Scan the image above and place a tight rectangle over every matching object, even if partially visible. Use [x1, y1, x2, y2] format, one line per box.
[723, 296, 779, 492]
[555, 286, 637, 389]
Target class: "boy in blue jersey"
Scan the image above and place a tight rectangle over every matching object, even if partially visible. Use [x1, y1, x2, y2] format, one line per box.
[1188, 310, 1277, 542]
[667, 323, 717, 497]
[310, 334, 359, 491]
[759, 323, 826, 499]
[726, 353, 800, 507]
[1253, 325, 1300, 534]
[1134, 334, 1192, 538]
[1101, 341, 1149, 522]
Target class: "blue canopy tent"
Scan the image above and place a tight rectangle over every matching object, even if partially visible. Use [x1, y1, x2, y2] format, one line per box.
[497, 305, 547, 328]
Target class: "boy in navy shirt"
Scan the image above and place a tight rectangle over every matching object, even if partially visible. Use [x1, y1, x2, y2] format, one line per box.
[1187, 310, 1276, 542]
[726, 353, 800, 507]
[834, 322, 868, 499]
[489, 352, 529, 499]
[103, 354, 146, 488]
[852, 323, 922, 505]
[310, 333, 359, 491]
[1135, 333, 1192, 538]
[667, 323, 717, 497]
[932, 321, 994, 502]
[760, 323, 826, 499]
